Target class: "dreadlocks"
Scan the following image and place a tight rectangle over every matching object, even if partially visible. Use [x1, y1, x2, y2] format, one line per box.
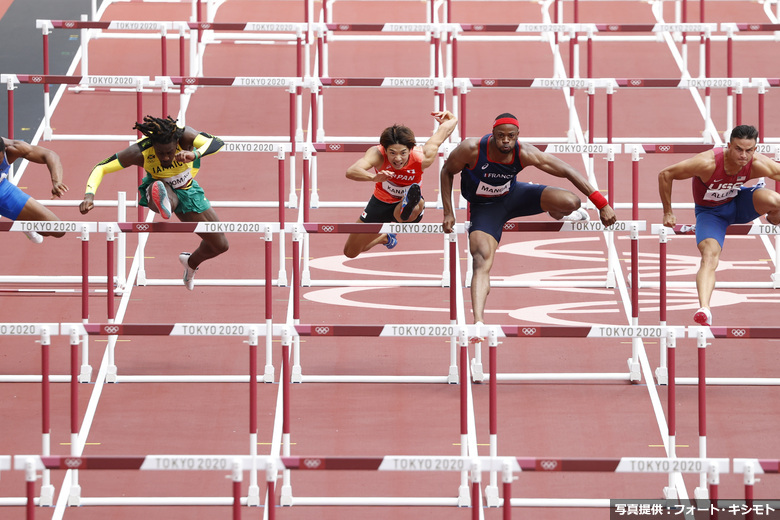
[133, 116, 184, 144]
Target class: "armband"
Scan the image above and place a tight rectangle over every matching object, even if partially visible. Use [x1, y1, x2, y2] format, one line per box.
[588, 190, 609, 210]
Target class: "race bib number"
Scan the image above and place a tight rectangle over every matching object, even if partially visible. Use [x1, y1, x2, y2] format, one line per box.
[703, 186, 739, 202]
[382, 181, 409, 199]
[162, 169, 193, 189]
[476, 180, 511, 197]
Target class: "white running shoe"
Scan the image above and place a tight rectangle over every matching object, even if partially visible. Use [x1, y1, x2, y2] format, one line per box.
[179, 252, 198, 291]
[561, 207, 590, 221]
[24, 231, 43, 244]
[693, 307, 712, 326]
[150, 180, 172, 219]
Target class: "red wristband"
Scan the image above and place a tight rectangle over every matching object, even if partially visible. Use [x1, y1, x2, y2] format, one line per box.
[588, 190, 609, 210]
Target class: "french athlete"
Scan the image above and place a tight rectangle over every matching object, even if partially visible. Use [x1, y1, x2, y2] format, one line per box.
[440, 113, 617, 333]
[79, 116, 227, 291]
[659, 124, 780, 326]
[343, 110, 458, 258]
[0, 136, 69, 243]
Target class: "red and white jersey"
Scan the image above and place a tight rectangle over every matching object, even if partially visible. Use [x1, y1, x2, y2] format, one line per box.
[692, 147, 752, 207]
[373, 145, 425, 203]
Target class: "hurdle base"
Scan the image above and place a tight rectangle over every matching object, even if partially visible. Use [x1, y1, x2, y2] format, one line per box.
[280, 484, 293, 506]
[448, 364, 459, 384]
[663, 486, 678, 500]
[78, 364, 92, 383]
[68, 484, 81, 506]
[106, 365, 118, 383]
[263, 364, 275, 383]
[136, 269, 147, 286]
[291, 365, 302, 383]
[247, 484, 260, 506]
[457, 484, 470, 506]
[627, 357, 641, 382]
[39, 484, 54, 507]
[694, 486, 709, 500]
[655, 366, 668, 386]
[471, 358, 485, 383]
[772, 272, 780, 289]
[484, 484, 499, 507]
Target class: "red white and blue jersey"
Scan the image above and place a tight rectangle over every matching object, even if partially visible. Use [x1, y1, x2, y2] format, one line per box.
[460, 134, 524, 203]
[692, 147, 752, 207]
[372, 145, 425, 203]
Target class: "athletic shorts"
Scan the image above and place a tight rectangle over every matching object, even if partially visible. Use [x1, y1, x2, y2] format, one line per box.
[138, 175, 211, 215]
[359, 195, 424, 223]
[0, 178, 32, 220]
[694, 186, 761, 249]
[467, 182, 547, 243]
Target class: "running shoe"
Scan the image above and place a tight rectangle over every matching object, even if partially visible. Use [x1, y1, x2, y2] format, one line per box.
[561, 207, 590, 221]
[384, 233, 397, 250]
[150, 180, 172, 219]
[400, 183, 421, 221]
[179, 252, 198, 291]
[24, 231, 43, 244]
[693, 307, 712, 326]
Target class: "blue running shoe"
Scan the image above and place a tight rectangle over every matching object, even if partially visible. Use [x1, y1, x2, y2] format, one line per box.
[400, 183, 421, 221]
[384, 233, 397, 249]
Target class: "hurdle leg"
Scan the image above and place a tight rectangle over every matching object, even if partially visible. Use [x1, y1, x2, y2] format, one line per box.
[743, 461, 755, 520]
[470, 459, 481, 518]
[79, 224, 92, 383]
[502, 458, 513, 519]
[280, 328, 293, 506]
[39, 328, 53, 506]
[694, 329, 709, 500]
[26, 457, 36, 520]
[457, 328, 470, 506]
[247, 327, 260, 506]
[447, 235, 459, 383]
[232, 458, 242, 520]
[263, 229, 275, 382]
[484, 328, 499, 507]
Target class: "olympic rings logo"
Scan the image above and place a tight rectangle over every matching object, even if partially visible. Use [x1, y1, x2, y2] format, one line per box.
[65, 22, 76, 29]
[539, 460, 558, 470]
[64, 458, 83, 468]
[630, 79, 642, 86]
[135, 224, 150, 231]
[658, 145, 671, 152]
[473, 25, 484, 31]
[303, 458, 322, 469]
[503, 223, 516, 230]
[328, 144, 342, 151]
[31, 76, 43, 83]
[320, 226, 335, 233]
[730, 329, 746, 337]
[314, 327, 331, 335]
[333, 78, 346, 86]
[484, 79, 496, 86]
[749, 25, 760, 31]
[104, 326, 120, 334]
[185, 78, 196, 85]
[521, 328, 537, 336]
[200, 23, 211, 30]
[338, 25, 350, 31]
[608, 25, 619, 31]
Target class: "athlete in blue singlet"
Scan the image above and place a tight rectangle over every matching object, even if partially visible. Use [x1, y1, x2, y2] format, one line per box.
[440, 113, 617, 332]
[659, 124, 780, 326]
[0, 137, 69, 242]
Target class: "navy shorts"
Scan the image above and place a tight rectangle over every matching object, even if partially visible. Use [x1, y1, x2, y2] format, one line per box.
[468, 182, 547, 243]
[359, 195, 424, 223]
[695, 186, 761, 248]
[0, 178, 32, 220]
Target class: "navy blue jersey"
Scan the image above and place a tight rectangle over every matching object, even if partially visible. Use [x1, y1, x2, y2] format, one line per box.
[460, 134, 524, 203]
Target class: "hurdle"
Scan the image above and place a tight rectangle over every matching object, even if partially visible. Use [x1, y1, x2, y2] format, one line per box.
[684, 326, 780, 499]
[14, 454, 273, 515]
[65, 322, 283, 504]
[733, 458, 780, 519]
